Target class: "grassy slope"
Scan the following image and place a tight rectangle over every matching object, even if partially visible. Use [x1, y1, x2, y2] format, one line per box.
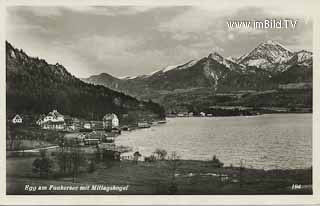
[7, 157, 312, 195]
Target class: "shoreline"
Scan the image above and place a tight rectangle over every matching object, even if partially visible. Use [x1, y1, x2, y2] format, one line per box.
[6, 112, 313, 194]
[6, 157, 312, 195]
[7, 113, 312, 170]
[165, 110, 312, 118]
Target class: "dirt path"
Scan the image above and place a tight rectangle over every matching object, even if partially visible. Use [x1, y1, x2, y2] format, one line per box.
[11, 145, 59, 153]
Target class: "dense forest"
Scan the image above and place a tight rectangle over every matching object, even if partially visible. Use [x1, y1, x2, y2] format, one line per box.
[6, 41, 165, 121]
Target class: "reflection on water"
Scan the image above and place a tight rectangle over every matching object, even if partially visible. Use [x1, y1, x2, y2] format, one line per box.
[116, 114, 312, 169]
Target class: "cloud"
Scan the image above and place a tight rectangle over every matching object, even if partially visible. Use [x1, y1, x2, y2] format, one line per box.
[157, 7, 218, 34]
[231, 26, 267, 35]
[157, 3, 312, 40]
[63, 6, 156, 16]
[7, 23, 49, 34]
[72, 35, 144, 61]
[6, 4, 314, 78]
[17, 7, 63, 17]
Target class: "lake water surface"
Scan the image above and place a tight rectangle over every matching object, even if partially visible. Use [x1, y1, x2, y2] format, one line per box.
[116, 114, 312, 169]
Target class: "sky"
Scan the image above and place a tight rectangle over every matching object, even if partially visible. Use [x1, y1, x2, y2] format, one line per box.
[6, 3, 313, 78]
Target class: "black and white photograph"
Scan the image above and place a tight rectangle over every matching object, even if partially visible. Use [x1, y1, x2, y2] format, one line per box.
[4, 0, 317, 199]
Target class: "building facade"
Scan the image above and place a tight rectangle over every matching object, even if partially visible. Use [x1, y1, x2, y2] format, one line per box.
[103, 113, 119, 130]
[37, 109, 65, 130]
[12, 114, 23, 124]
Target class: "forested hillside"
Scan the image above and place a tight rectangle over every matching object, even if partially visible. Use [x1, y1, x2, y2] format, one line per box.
[6, 41, 165, 121]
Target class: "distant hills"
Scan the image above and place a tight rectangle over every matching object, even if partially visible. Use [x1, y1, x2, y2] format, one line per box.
[6, 41, 165, 122]
[82, 40, 312, 113]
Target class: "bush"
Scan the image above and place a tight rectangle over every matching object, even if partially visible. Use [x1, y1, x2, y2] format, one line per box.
[154, 149, 167, 160]
[212, 155, 224, 168]
[144, 154, 156, 162]
[32, 149, 52, 178]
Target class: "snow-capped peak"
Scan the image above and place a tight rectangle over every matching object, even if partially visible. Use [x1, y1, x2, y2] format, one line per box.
[144, 60, 197, 77]
[122, 60, 198, 80]
[208, 52, 245, 71]
[162, 60, 197, 72]
[162, 64, 183, 72]
[262, 40, 293, 53]
[238, 40, 294, 71]
[119, 75, 138, 80]
[278, 49, 313, 71]
[141, 60, 198, 78]
[227, 56, 241, 63]
[295, 50, 312, 63]
[208, 52, 224, 63]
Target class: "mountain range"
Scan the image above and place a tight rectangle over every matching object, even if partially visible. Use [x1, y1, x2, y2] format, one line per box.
[82, 40, 313, 113]
[6, 41, 165, 122]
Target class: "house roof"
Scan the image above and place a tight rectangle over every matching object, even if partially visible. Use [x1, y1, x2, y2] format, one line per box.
[48, 110, 64, 118]
[103, 113, 118, 120]
[37, 114, 46, 120]
[64, 133, 83, 139]
[90, 120, 103, 124]
[64, 115, 72, 120]
[13, 114, 22, 120]
[42, 120, 64, 125]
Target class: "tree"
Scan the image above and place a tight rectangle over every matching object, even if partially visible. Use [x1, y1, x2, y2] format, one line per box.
[70, 146, 86, 182]
[154, 149, 167, 160]
[167, 151, 180, 194]
[144, 154, 156, 163]
[239, 159, 246, 188]
[133, 151, 142, 164]
[6, 127, 22, 151]
[32, 149, 52, 178]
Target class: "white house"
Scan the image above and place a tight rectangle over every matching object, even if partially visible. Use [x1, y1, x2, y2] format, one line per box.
[12, 114, 23, 124]
[36, 114, 46, 126]
[38, 110, 65, 130]
[43, 110, 64, 122]
[83, 122, 92, 129]
[103, 113, 119, 130]
[42, 121, 65, 130]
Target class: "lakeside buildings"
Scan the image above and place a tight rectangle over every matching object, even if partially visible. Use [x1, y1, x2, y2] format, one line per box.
[37, 110, 66, 130]
[36, 110, 119, 131]
[102, 113, 119, 130]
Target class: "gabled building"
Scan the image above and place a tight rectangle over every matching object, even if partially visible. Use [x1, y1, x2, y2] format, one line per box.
[83, 122, 92, 129]
[67, 118, 81, 131]
[36, 114, 46, 126]
[103, 113, 119, 130]
[37, 109, 66, 130]
[90, 121, 104, 130]
[12, 114, 23, 124]
[44, 110, 64, 122]
[42, 120, 65, 130]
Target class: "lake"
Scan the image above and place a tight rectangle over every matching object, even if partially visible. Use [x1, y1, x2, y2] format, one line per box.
[115, 113, 312, 169]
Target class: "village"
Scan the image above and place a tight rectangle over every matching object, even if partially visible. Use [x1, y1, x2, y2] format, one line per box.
[8, 109, 170, 161]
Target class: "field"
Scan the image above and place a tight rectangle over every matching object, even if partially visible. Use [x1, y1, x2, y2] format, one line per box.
[6, 125, 62, 151]
[7, 156, 312, 195]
